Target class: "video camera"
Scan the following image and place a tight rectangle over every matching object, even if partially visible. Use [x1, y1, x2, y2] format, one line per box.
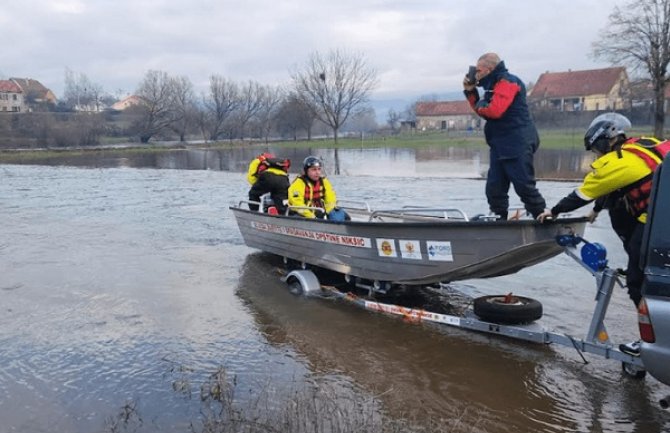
[466, 65, 477, 85]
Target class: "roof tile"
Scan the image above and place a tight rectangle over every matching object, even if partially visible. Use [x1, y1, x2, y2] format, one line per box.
[529, 67, 626, 99]
[416, 100, 473, 116]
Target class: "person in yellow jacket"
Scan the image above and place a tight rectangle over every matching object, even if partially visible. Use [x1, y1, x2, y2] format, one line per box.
[246, 152, 274, 185]
[288, 156, 337, 219]
[247, 152, 290, 213]
[538, 113, 668, 348]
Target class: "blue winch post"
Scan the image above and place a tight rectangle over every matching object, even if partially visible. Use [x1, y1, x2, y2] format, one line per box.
[545, 235, 643, 368]
[557, 234, 615, 343]
[584, 267, 618, 344]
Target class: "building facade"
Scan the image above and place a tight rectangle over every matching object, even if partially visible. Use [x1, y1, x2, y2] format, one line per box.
[0, 80, 25, 112]
[415, 100, 479, 131]
[529, 67, 630, 112]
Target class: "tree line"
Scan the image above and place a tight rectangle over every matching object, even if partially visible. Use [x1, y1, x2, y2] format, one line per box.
[0, 49, 382, 148]
[3, 0, 670, 147]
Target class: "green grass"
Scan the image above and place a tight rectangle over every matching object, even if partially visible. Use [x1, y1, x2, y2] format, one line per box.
[0, 128, 658, 164]
[266, 127, 657, 151]
[0, 146, 186, 163]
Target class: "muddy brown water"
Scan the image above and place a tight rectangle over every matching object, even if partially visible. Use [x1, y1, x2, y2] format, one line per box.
[1, 149, 669, 432]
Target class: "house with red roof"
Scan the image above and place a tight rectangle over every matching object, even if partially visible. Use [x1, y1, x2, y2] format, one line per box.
[0, 80, 25, 112]
[10, 78, 57, 108]
[528, 67, 630, 112]
[415, 100, 479, 131]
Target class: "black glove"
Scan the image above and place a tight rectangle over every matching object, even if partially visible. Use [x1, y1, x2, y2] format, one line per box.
[314, 210, 325, 219]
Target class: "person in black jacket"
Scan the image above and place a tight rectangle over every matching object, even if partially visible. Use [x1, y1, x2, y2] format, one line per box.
[247, 154, 290, 213]
[463, 52, 546, 220]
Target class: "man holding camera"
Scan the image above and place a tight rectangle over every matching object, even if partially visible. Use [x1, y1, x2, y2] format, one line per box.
[463, 52, 546, 220]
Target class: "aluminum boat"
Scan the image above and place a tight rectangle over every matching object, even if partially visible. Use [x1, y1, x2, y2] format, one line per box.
[231, 201, 587, 286]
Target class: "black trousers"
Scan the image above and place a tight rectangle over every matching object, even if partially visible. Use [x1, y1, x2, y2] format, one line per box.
[485, 148, 546, 219]
[624, 222, 645, 307]
[248, 172, 289, 213]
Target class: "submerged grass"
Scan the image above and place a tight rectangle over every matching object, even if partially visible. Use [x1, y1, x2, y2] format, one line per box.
[102, 365, 484, 433]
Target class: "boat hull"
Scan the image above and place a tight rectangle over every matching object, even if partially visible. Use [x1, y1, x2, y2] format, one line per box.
[231, 207, 587, 285]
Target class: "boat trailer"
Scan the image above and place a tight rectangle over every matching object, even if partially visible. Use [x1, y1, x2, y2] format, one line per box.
[282, 234, 646, 378]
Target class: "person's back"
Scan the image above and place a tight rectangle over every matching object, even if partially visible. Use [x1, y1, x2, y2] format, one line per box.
[246, 152, 274, 186]
[247, 154, 290, 213]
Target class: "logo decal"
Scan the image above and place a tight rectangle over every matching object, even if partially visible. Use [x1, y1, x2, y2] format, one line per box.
[376, 238, 397, 257]
[399, 240, 421, 260]
[427, 241, 453, 262]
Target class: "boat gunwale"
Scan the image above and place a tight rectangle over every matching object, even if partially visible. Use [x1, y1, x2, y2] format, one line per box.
[229, 205, 589, 229]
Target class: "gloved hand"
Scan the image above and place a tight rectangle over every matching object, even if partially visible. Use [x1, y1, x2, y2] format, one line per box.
[463, 76, 476, 91]
[536, 209, 554, 223]
[314, 209, 326, 219]
[475, 99, 489, 110]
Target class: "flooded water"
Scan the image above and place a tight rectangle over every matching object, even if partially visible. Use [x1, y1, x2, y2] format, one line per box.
[15, 144, 594, 180]
[1, 157, 669, 432]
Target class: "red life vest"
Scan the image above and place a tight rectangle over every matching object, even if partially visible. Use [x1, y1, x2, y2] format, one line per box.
[301, 176, 324, 207]
[255, 153, 290, 175]
[622, 139, 670, 217]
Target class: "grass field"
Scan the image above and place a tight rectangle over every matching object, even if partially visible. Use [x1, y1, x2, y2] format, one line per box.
[0, 128, 658, 164]
[266, 127, 657, 151]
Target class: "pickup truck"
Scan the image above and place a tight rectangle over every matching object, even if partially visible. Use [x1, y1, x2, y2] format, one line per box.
[639, 159, 670, 407]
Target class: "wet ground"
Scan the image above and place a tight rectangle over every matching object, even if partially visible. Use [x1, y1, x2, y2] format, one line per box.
[1, 161, 669, 432]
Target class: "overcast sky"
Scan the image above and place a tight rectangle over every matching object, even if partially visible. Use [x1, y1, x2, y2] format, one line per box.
[2, 0, 625, 108]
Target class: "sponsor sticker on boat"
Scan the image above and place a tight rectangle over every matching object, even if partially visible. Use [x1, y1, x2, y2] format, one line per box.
[250, 221, 371, 248]
[399, 240, 421, 260]
[427, 241, 453, 261]
[376, 238, 397, 257]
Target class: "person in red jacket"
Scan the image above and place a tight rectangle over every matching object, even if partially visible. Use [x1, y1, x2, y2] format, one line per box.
[463, 52, 546, 220]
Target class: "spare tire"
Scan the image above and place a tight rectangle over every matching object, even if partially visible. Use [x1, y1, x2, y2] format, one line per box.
[473, 295, 542, 324]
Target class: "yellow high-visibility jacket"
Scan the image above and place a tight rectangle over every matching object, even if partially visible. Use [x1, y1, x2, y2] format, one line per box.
[288, 176, 337, 218]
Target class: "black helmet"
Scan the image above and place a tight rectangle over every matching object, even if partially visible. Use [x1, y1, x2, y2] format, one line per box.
[303, 156, 322, 174]
[584, 113, 631, 153]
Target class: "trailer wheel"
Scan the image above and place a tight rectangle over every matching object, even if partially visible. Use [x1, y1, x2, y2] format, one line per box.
[473, 294, 542, 324]
[621, 361, 646, 379]
[287, 279, 304, 296]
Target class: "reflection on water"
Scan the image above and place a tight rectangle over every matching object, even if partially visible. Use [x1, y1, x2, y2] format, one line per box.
[236, 253, 669, 433]
[237, 253, 560, 432]
[0, 164, 668, 432]
[19, 145, 594, 180]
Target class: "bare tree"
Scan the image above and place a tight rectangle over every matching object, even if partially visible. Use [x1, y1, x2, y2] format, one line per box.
[292, 49, 378, 143]
[203, 75, 239, 140]
[276, 93, 317, 140]
[255, 85, 285, 143]
[64, 68, 105, 112]
[133, 70, 178, 143]
[344, 106, 378, 134]
[593, 0, 670, 138]
[403, 101, 418, 125]
[235, 80, 265, 139]
[169, 75, 196, 142]
[386, 108, 401, 132]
